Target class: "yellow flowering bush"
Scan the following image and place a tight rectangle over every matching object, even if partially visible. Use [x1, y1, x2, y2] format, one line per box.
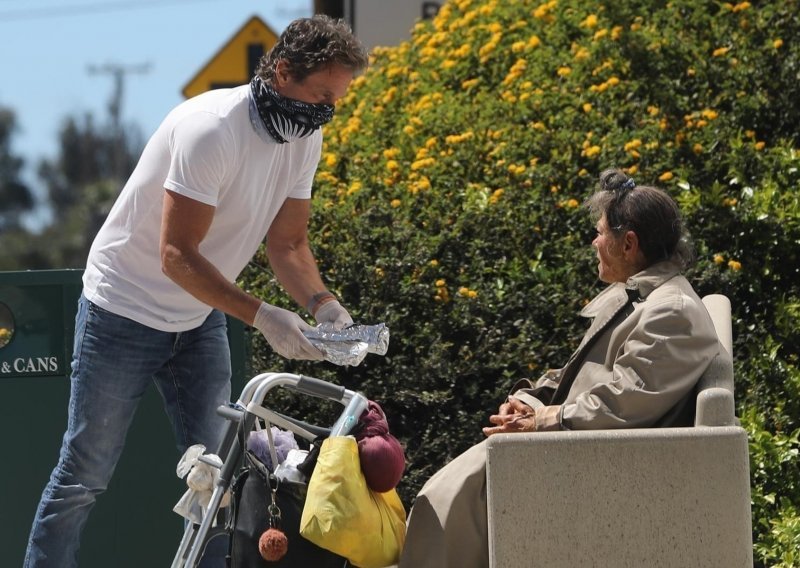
[242, 1, 800, 561]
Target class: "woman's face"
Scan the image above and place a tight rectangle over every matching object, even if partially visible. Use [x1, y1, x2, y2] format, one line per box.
[592, 216, 632, 283]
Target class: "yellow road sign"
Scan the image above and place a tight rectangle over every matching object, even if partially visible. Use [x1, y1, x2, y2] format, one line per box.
[182, 15, 278, 99]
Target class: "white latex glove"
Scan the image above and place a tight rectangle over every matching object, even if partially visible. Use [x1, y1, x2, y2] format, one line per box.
[314, 300, 354, 330]
[253, 302, 324, 360]
[173, 445, 230, 524]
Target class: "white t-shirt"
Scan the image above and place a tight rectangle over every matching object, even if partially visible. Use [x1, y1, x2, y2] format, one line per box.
[84, 85, 322, 332]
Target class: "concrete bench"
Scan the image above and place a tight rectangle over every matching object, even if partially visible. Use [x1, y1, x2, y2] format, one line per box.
[486, 294, 753, 567]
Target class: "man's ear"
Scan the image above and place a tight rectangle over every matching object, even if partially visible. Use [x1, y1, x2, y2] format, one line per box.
[274, 60, 290, 88]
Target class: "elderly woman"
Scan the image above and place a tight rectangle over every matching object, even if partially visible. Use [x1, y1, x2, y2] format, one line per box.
[397, 168, 720, 568]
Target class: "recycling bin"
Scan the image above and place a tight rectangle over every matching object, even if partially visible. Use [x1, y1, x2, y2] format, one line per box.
[0, 269, 248, 567]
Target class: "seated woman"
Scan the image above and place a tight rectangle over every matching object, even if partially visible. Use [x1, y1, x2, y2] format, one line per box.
[397, 168, 720, 568]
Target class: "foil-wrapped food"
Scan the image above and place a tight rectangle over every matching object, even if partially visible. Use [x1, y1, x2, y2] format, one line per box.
[303, 323, 390, 366]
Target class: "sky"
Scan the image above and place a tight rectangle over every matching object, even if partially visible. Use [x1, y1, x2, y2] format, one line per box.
[0, 0, 313, 227]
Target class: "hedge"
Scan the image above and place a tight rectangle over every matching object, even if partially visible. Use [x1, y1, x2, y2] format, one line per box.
[240, 0, 800, 563]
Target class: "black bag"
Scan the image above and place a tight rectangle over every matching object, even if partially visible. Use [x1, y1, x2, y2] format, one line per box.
[228, 451, 348, 568]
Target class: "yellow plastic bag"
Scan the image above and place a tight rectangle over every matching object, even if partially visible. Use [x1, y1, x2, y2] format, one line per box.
[299, 436, 406, 568]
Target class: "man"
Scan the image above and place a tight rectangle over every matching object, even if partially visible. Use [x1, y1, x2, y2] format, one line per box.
[24, 15, 369, 568]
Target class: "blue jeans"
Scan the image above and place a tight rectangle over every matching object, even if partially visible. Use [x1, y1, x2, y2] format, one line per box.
[24, 295, 233, 568]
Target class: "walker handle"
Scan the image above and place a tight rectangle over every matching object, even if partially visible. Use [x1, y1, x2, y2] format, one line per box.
[295, 375, 346, 401]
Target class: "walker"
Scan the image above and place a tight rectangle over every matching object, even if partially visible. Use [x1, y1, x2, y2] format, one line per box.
[171, 372, 368, 568]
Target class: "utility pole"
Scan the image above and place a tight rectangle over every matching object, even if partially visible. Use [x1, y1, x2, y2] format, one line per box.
[87, 62, 151, 181]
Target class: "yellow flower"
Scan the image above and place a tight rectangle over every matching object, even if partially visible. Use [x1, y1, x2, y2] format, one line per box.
[701, 109, 719, 120]
[445, 131, 474, 145]
[411, 157, 436, 171]
[375, 267, 385, 278]
[458, 286, 470, 297]
[693, 143, 704, 155]
[712, 46, 731, 57]
[732, 1, 751, 11]
[713, 254, 725, 265]
[728, 260, 742, 271]
[582, 145, 601, 158]
[574, 47, 590, 61]
[755, 141, 766, 150]
[489, 188, 505, 204]
[324, 153, 337, 167]
[582, 102, 592, 113]
[659, 171, 674, 181]
[429, 259, 439, 267]
[347, 180, 362, 195]
[557, 66, 572, 77]
[581, 14, 599, 28]
[383, 148, 400, 159]
[435, 279, 446, 287]
[390, 199, 401, 208]
[386, 160, 399, 171]
[528, 35, 541, 49]
[413, 177, 432, 192]
[566, 198, 579, 208]
[624, 139, 642, 152]
[773, 39, 784, 49]
[593, 29, 608, 41]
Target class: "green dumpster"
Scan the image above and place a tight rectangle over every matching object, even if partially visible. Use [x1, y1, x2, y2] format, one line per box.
[0, 269, 249, 567]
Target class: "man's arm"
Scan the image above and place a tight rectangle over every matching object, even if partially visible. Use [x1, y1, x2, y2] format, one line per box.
[160, 189, 262, 324]
[160, 189, 322, 360]
[265, 197, 329, 313]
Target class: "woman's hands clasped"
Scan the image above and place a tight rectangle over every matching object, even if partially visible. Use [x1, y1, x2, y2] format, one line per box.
[482, 396, 537, 436]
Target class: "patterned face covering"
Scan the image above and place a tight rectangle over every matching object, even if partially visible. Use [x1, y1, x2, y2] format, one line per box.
[250, 75, 334, 144]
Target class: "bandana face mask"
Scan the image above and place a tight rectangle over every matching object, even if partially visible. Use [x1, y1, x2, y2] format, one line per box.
[250, 76, 334, 144]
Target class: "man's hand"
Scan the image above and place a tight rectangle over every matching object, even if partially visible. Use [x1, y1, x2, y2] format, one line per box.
[253, 303, 323, 360]
[482, 396, 537, 436]
[314, 300, 353, 330]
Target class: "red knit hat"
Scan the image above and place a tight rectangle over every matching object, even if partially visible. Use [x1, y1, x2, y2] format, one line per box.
[356, 401, 405, 493]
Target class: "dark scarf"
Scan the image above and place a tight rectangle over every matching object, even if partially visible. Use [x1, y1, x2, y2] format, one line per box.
[250, 75, 334, 144]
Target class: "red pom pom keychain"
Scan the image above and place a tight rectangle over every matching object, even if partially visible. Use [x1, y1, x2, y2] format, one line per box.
[258, 485, 288, 562]
[258, 527, 288, 562]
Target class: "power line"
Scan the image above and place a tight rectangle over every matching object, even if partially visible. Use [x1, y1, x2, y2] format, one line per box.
[87, 62, 151, 180]
[0, 0, 220, 22]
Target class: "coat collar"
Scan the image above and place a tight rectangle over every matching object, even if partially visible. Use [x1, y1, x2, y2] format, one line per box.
[580, 258, 683, 318]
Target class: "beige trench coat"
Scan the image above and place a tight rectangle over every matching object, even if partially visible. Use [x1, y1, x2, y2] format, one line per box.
[512, 258, 720, 430]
